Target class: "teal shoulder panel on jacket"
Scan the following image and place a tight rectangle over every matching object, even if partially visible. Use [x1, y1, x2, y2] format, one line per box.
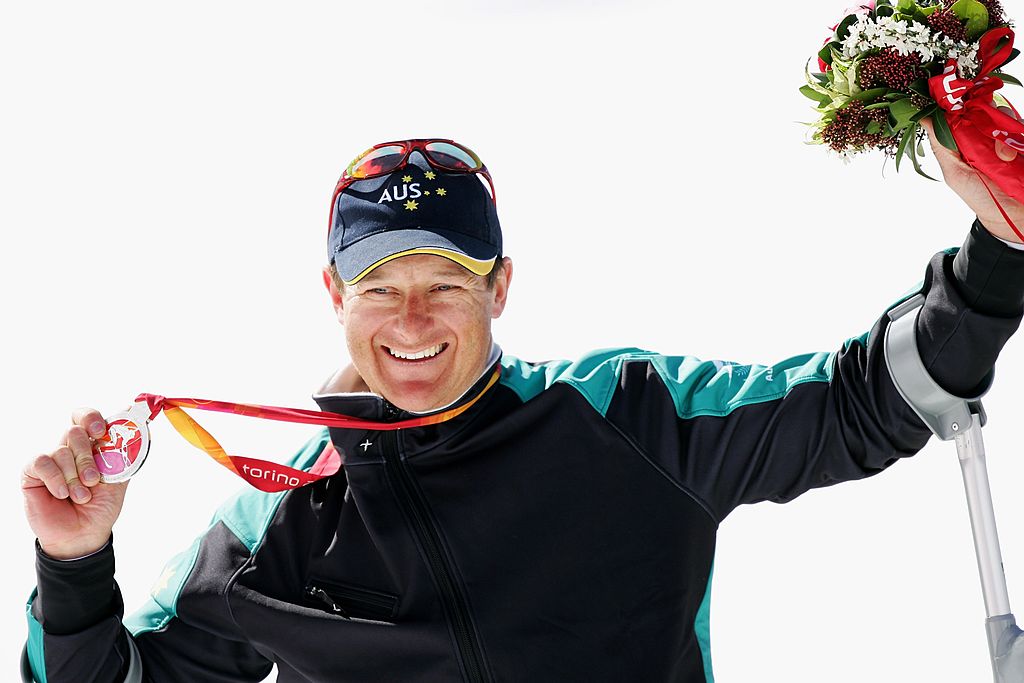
[501, 348, 658, 416]
[507, 345, 841, 420]
[503, 336, 894, 422]
[124, 428, 332, 637]
[649, 351, 837, 419]
[25, 589, 47, 683]
[498, 354, 573, 403]
[647, 322, 890, 419]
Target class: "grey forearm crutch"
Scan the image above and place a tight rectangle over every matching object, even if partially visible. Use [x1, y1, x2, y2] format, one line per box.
[885, 293, 1024, 681]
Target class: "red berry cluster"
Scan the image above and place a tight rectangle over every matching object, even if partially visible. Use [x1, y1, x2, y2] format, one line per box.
[820, 100, 898, 154]
[926, 10, 968, 42]
[859, 48, 926, 90]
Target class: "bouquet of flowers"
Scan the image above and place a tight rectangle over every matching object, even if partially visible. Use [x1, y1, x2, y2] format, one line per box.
[802, 0, 1024, 203]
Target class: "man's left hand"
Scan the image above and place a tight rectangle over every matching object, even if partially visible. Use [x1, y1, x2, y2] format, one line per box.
[920, 108, 1024, 243]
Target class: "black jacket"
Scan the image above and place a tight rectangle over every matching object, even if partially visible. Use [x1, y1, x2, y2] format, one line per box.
[25, 222, 1024, 682]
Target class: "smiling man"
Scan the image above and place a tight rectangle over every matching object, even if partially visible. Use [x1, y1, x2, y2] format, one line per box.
[22, 135, 1024, 682]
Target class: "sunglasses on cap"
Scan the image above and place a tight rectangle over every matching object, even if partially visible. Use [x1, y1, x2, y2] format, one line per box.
[328, 139, 495, 233]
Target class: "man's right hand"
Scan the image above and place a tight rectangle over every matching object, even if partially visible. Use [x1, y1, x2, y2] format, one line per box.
[22, 408, 129, 560]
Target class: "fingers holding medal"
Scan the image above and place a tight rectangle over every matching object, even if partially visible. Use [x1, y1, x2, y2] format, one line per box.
[91, 404, 151, 484]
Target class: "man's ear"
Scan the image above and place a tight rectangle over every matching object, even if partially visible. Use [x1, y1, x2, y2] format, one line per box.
[322, 266, 345, 324]
[490, 257, 513, 319]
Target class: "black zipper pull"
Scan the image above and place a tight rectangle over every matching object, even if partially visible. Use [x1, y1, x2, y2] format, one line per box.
[382, 400, 401, 421]
[306, 585, 350, 619]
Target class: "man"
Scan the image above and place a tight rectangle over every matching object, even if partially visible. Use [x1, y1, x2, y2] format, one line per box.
[21, 131, 1024, 682]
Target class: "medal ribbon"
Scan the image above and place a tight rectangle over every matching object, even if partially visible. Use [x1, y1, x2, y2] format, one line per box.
[928, 27, 1024, 241]
[134, 367, 502, 493]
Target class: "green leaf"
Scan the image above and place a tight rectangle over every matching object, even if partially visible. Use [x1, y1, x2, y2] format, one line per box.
[908, 78, 929, 97]
[998, 73, 1023, 87]
[832, 63, 852, 96]
[890, 97, 921, 130]
[813, 72, 830, 85]
[836, 13, 861, 41]
[876, 4, 896, 17]
[853, 87, 890, 101]
[894, 9, 927, 23]
[895, 0, 916, 12]
[866, 121, 882, 134]
[864, 101, 893, 110]
[818, 42, 839, 68]
[804, 60, 834, 98]
[920, 4, 940, 15]
[821, 96, 851, 113]
[1004, 48, 1020, 68]
[950, 0, 990, 40]
[910, 103, 937, 122]
[895, 125, 914, 172]
[931, 109, 959, 152]
[907, 123, 939, 180]
[800, 84, 832, 104]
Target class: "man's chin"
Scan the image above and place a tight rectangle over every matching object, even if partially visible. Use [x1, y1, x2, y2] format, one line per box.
[378, 378, 456, 413]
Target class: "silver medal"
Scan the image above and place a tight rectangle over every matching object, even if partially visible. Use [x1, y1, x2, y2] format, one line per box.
[92, 402, 152, 484]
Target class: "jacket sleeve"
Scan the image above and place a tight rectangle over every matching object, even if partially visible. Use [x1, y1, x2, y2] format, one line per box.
[24, 533, 273, 683]
[23, 429, 332, 682]
[603, 220, 1024, 523]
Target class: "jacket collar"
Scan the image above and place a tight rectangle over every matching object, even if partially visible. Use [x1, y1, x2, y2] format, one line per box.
[311, 345, 503, 462]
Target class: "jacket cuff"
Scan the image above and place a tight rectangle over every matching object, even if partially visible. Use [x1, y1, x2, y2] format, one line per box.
[34, 536, 120, 635]
[952, 218, 1024, 317]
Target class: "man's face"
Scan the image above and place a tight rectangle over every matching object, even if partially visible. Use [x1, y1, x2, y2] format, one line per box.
[323, 254, 512, 412]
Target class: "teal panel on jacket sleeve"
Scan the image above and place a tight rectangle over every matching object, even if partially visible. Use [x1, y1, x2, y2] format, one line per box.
[124, 533, 204, 636]
[503, 348, 660, 413]
[649, 351, 838, 419]
[499, 354, 573, 403]
[695, 564, 714, 683]
[124, 428, 332, 636]
[549, 347, 656, 416]
[25, 589, 47, 683]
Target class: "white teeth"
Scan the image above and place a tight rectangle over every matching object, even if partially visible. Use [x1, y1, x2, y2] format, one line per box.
[387, 343, 445, 360]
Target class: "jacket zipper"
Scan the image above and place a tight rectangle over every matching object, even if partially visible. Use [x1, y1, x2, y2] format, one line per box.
[305, 578, 399, 620]
[379, 407, 490, 683]
[305, 585, 351, 618]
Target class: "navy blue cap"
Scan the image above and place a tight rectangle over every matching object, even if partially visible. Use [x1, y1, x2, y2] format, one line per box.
[328, 151, 502, 285]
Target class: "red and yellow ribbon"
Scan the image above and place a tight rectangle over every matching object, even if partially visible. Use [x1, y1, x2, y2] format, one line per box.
[134, 367, 502, 492]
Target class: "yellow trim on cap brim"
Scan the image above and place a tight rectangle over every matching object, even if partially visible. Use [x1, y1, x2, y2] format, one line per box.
[343, 248, 496, 286]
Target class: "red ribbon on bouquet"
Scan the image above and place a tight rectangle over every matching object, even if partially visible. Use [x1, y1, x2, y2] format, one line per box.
[128, 367, 502, 493]
[929, 27, 1024, 241]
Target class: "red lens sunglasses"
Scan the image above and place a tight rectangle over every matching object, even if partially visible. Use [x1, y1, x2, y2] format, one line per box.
[328, 139, 495, 233]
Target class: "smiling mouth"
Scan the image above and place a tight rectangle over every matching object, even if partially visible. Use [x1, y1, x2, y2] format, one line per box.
[383, 342, 450, 362]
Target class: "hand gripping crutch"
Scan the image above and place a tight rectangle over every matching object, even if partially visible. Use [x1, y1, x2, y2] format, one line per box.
[885, 293, 1024, 682]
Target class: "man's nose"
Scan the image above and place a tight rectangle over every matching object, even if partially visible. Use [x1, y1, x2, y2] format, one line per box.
[394, 293, 432, 337]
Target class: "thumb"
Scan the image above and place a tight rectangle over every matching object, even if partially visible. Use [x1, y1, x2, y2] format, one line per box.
[995, 105, 1018, 162]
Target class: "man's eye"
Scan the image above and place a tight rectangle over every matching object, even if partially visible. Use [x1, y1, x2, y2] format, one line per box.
[434, 284, 458, 292]
[364, 288, 390, 295]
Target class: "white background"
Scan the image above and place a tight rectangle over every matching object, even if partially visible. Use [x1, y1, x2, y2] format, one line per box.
[4, 1, 1024, 680]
